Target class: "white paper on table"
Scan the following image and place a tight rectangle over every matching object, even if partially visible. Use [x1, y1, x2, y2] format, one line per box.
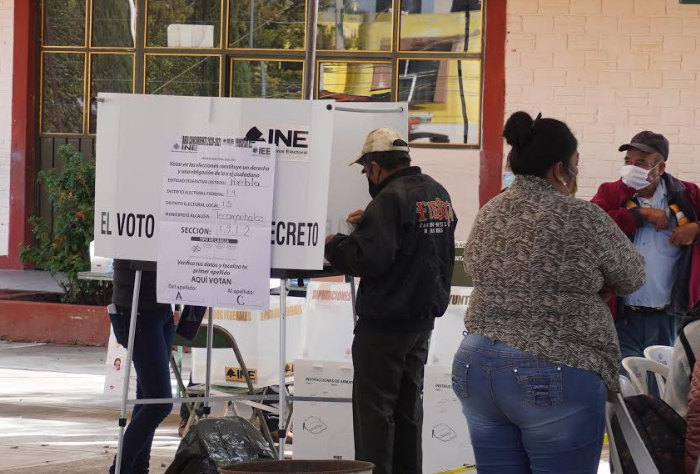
[157, 139, 276, 310]
[103, 327, 137, 399]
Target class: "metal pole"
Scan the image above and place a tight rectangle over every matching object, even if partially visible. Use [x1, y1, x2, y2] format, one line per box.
[175, 345, 183, 398]
[335, 0, 345, 50]
[303, 0, 319, 100]
[115, 270, 142, 474]
[204, 307, 214, 417]
[278, 278, 288, 458]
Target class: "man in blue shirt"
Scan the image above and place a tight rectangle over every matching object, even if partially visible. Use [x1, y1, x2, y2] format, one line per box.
[592, 132, 700, 393]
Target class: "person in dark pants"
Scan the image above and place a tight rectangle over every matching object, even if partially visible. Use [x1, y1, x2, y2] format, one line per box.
[325, 128, 457, 474]
[109, 259, 174, 474]
[591, 131, 700, 394]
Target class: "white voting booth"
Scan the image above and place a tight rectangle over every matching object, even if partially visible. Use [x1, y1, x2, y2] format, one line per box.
[190, 297, 306, 388]
[94, 92, 409, 470]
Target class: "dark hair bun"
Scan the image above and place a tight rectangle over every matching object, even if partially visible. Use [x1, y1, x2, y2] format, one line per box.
[503, 111, 534, 148]
[504, 111, 577, 179]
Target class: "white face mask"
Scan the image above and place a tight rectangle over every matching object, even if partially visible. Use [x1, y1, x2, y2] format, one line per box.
[503, 171, 515, 188]
[620, 164, 659, 191]
[564, 167, 578, 197]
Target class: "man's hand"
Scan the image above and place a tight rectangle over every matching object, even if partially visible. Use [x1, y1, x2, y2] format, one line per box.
[325, 234, 336, 245]
[598, 286, 614, 303]
[346, 209, 363, 226]
[640, 208, 669, 230]
[671, 222, 700, 246]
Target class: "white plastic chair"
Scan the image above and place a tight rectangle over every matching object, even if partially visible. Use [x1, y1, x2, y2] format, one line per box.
[622, 356, 669, 397]
[619, 374, 639, 398]
[644, 345, 673, 367]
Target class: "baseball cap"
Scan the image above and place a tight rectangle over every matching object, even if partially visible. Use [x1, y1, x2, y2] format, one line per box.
[619, 131, 670, 161]
[349, 127, 410, 166]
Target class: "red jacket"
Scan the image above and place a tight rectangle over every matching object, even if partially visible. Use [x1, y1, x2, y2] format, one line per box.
[591, 174, 700, 317]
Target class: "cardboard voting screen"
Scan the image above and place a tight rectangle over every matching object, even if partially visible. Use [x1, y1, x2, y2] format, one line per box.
[190, 296, 305, 388]
[326, 103, 409, 236]
[300, 281, 355, 362]
[293, 360, 355, 461]
[95, 94, 333, 271]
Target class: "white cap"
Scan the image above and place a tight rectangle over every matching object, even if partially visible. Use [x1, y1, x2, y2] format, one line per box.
[349, 127, 410, 166]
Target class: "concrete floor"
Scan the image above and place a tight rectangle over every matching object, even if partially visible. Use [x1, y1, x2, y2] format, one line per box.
[0, 341, 181, 473]
[0, 340, 611, 474]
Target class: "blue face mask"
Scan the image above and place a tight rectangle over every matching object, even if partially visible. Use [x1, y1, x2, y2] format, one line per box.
[503, 171, 515, 188]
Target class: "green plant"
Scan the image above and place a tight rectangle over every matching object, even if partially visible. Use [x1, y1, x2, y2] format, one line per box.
[21, 145, 111, 306]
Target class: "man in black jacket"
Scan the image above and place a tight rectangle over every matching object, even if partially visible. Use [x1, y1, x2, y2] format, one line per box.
[325, 128, 457, 474]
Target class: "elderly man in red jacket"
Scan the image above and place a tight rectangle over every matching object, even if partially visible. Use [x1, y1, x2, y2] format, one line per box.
[592, 132, 700, 378]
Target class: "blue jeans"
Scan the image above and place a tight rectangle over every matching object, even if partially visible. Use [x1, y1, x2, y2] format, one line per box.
[452, 333, 606, 474]
[109, 305, 174, 474]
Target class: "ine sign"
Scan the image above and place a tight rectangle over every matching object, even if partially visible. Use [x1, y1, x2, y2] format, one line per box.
[94, 94, 334, 271]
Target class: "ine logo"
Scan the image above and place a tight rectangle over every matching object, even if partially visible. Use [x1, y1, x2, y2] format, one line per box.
[245, 126, 265, 142]
[244, 125, 309, 149]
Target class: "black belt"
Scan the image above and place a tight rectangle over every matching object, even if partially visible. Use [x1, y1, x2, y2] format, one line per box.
[625, 305, 666, 314]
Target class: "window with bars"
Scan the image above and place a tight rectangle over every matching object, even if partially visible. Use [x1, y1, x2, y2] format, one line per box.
[39, 0, 484, 147]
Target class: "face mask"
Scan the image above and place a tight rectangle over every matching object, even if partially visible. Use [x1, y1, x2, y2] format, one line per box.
[368, 179, 380, 199]
[503, 171, 515, 188]
[560, 167, 578, 197]
[367, 164, 382, 199]
[621, 164, 659, 191]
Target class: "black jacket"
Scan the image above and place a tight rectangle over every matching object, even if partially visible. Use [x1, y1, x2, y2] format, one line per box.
[112, 259, 169, 311]
[325, 167, 457, 333]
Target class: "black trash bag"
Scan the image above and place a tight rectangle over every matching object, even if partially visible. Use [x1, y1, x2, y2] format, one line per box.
[165, 417, 275, 474]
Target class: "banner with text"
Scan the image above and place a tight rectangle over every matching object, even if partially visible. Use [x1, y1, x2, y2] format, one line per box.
[156, 139, 275, 309]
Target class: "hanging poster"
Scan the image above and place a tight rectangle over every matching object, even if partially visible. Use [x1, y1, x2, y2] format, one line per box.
[103, 327, 136, 399]
[156, 138, 275, 309]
